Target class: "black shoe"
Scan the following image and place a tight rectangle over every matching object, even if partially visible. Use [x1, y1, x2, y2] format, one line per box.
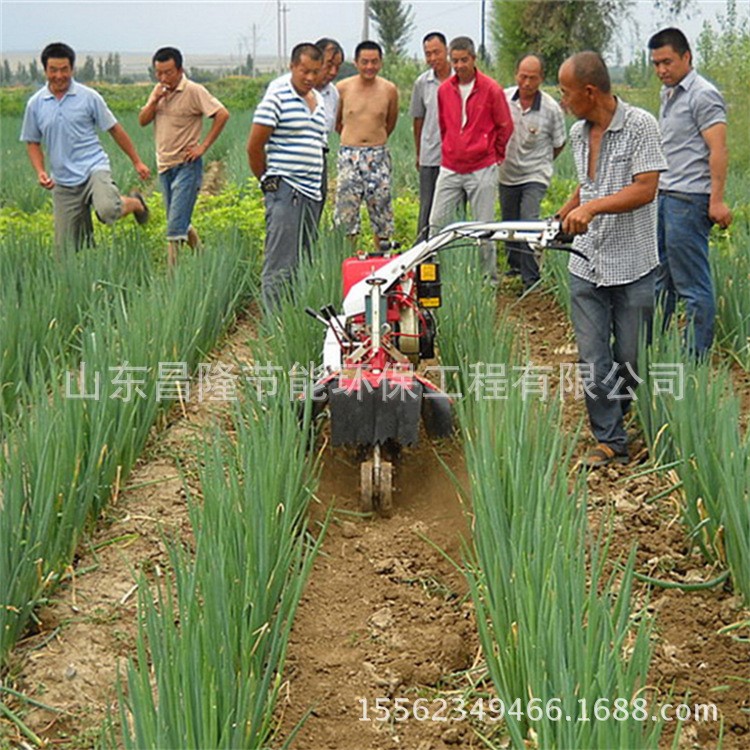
[130, 191, 149, 225]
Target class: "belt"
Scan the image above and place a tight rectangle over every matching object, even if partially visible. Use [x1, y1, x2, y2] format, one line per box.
[658, 189, 705, 198]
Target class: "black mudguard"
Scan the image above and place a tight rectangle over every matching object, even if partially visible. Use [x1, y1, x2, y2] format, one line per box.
[329, 380, 422, 447]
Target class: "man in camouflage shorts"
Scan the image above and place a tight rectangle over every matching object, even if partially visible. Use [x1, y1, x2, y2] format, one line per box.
[335, 145, 394, 240]
[335, 41, 398, 247]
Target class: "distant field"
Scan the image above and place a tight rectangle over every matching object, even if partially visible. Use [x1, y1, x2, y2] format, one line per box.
[1, 49, 282, 76]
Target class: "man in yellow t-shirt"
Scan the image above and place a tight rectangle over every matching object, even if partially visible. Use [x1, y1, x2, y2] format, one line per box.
[139, 47, 229, 266]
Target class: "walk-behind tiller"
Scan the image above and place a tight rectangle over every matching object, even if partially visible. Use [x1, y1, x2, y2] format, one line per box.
[304, 219, 576, 516]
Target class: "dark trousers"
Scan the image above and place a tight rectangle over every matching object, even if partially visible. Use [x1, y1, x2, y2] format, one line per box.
[570, 270, 656, 452]
[499, 181, 547, 287]
[262, 179, 322, 312]
[417, 165, 440, 242]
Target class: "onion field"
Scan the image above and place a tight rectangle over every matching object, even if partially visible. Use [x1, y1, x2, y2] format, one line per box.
[1, 63, 749, 750]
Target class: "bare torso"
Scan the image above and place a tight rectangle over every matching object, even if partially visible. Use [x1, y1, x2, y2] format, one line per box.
[337, 76, 398, 147]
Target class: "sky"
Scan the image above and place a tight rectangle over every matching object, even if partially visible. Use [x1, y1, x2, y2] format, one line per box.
[0, 0, 743, 67]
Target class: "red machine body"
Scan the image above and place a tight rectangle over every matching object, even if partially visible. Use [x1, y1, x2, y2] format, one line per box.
[306, 220, 575, 514]
[341, 255, 392, 297]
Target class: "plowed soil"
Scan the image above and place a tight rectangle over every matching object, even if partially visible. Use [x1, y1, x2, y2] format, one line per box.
[1, 281, 748, 750]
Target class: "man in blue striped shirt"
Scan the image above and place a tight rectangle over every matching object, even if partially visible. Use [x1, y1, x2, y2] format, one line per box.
[248, 43, 327, 311]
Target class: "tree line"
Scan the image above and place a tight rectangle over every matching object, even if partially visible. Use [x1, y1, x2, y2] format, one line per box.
[2, 0, 742, 90]
[0, 53, 126, 86]
[0, 52, 255, 87]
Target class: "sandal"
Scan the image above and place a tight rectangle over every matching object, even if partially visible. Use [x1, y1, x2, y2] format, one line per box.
[130, 191, 150, 225]
[583, 443, 628, 469]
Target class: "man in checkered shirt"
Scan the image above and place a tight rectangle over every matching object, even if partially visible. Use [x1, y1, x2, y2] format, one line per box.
[557, 51, 667, 469]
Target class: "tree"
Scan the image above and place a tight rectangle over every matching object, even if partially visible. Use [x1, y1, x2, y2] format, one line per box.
[0, 59, 12, 86]
[493, 0, 631, 83]
[28, 59, 40, 83]
[369, 0, 415, 57]
[623, 50, 653, 87]
[104, 52, 114, 81]
[697, 0, 750, 90]
[492, 0, 695, 83]
[15, 62, 30, 85]
[79, 55, 97, 82]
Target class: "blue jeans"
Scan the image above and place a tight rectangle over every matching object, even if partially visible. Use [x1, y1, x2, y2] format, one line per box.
[570, 270, 655, 453]
[262, 178, 322, 312]
[159, 159, 203, 240]
[499, 181, 547, 287]
[656, 192, 714, 357]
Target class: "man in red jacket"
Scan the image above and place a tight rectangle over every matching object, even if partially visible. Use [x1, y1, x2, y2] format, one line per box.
[428, 36, 513, 284]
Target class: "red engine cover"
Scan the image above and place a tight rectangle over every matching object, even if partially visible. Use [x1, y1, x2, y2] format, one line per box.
[341, 255, 393, 297]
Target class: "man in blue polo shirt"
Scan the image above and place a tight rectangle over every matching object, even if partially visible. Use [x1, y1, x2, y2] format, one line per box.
[648, 27, 733, 357]
[247, 43, 327, 312]
[20, 42, 150, 251]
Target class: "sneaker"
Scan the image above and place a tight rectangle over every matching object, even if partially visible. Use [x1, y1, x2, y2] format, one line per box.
[582, 443, 629, 469]
[130, 191, 149, 225]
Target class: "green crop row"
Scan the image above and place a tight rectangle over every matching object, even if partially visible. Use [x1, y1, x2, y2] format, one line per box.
[0, 230, 158, 424]
[0, 235, 258, 663]
[636, 325, 750, 605]
[107, 231, 351, 748]
[436, 251, 662, 748]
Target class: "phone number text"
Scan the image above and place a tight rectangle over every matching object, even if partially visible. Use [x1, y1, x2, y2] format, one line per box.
[358, 697, 717, 724]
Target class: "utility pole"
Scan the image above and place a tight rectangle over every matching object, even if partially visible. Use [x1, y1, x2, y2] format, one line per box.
[281, 3, 289, 63]
[277, 0, 282, 72]
[480, 0, 487, 63]
[362, 0, 370, 41]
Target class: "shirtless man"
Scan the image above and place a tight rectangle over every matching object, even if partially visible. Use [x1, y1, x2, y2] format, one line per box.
[334, 40, 399, 246]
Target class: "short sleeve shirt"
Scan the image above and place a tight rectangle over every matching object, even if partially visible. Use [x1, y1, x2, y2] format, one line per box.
[409, 68, 442, 167]
[319, 82, 339, 135]
[658, 69, 727, 194]
[20, 79, 116, 186]
[151, 76, 224, 172]
[498, 87, 566, 187]
[265, 74, 338, 135]
[568, 99, 667, 287]
[253, 81, 326, 200]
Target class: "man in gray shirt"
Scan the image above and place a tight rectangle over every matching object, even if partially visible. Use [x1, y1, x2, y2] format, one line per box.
[499, 54, 566, 291]
[410, 32, 452, 241]
[648, 27, 733, 357]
